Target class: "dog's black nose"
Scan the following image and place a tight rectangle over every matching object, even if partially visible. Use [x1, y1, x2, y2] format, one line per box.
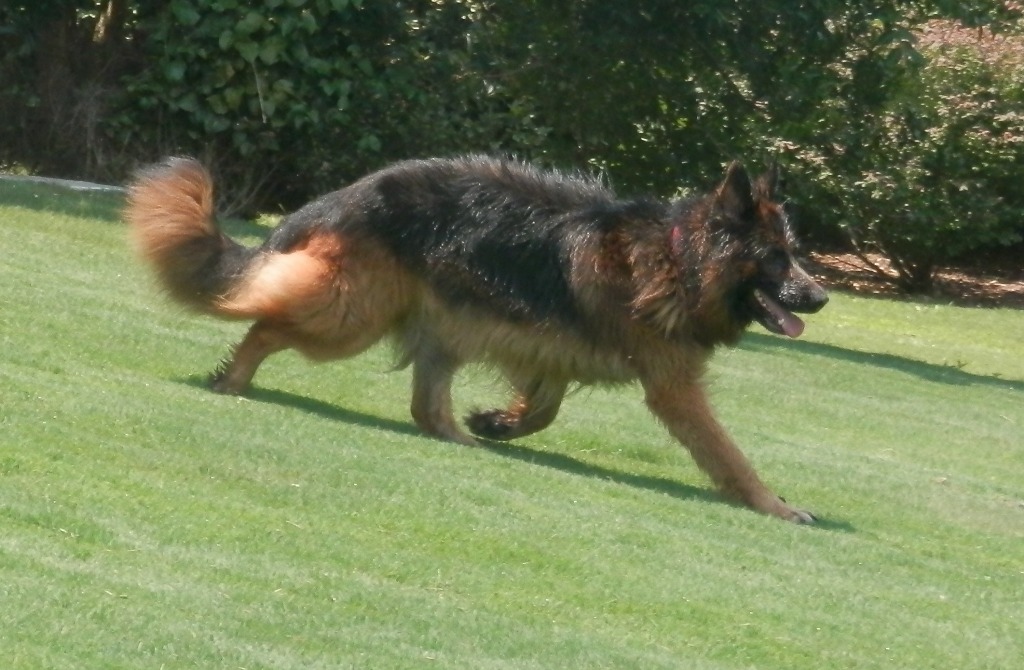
[808, 289, 828, 313]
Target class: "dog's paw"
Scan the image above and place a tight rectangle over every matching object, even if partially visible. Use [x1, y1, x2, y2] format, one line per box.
[785, 507, 818, 524]
[464, 409, 516, 440]
[748, 493, 817, 524]
[775, 496, 817, 524]
[208, 369, 246, 395]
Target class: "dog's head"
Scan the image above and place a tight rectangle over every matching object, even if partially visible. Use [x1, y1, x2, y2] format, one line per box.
[706, 162, 828, 339]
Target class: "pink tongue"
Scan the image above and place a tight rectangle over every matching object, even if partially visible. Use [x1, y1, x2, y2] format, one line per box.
[755, 289, 805, 338]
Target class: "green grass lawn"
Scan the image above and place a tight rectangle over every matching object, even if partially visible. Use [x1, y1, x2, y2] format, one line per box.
[1, 177, 1022, 669]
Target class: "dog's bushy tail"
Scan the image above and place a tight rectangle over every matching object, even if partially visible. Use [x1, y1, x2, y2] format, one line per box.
[126, 157, 252, 314]
[126, 157, 337, 320]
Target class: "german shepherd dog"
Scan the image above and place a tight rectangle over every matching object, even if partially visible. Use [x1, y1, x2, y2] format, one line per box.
[126, 155, 828, 522]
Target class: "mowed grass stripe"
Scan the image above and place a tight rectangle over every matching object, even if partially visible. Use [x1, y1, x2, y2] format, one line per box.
[1, 178, 1021, 669]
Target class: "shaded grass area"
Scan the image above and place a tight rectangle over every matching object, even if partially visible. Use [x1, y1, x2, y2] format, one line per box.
[1, 179, 1022, 669]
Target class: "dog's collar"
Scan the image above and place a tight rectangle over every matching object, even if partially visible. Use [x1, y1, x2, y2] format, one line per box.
[670, 224, 684, 258]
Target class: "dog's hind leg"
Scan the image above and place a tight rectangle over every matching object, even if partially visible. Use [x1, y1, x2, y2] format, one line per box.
[465, 376, 568, 441]
[210, 321, 289, 395]
[210, 234, 413, 396]
[409, 336, 477, 446]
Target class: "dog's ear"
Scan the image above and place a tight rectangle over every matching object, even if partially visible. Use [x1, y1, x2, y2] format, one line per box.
[754, 162, 781, 200]
[715, 162, 755, 219]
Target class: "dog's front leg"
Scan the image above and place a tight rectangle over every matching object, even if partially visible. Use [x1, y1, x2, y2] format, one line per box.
[642, 380, 815, 523]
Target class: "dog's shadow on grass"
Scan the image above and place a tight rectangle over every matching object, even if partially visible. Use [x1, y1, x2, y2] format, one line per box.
[181, 376, 854, 531]
[475, 438, 851, 532]
[474, 438, 718, 505]
[473, 439, 854, 532]
[181, 376, 426, 438]
[744, 332, 1024, 392]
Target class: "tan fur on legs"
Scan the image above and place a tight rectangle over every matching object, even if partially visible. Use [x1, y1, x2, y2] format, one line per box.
[465, 375, 568, 440]
[210, 322, 290, 394]
[210, 233, 420, 392]
[409, 336, 476, 446]
[642, 376, 814, 523]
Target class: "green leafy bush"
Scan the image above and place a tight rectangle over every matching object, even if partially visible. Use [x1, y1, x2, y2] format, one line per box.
[116, 0, 503, 212]
[0, 0, 544, 213]
[3, 0, 1021, 265]
[776, 20, 1024, 292]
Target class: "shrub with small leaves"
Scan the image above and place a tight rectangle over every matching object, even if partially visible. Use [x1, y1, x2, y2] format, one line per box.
[774, 19, 1024, 292]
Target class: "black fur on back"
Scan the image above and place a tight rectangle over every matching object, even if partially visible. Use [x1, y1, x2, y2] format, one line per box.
[266, 155, 671, 328]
